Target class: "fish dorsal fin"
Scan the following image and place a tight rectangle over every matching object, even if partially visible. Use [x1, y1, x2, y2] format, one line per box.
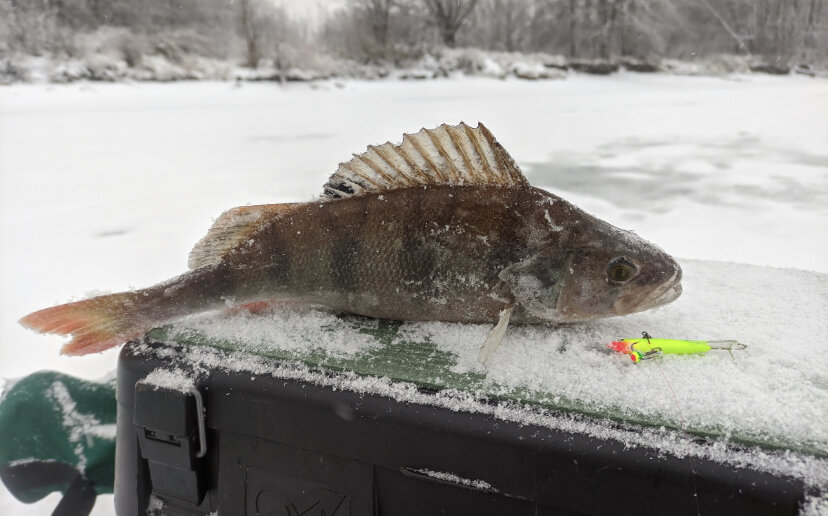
[322, 122, 528, 199]
[188, 203, 298, 269]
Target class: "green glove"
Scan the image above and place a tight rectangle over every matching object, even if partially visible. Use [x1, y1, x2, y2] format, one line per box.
[0, 371, 116, 506]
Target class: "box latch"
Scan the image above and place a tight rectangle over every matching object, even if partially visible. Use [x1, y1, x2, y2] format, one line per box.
[134, 382, 207, 506]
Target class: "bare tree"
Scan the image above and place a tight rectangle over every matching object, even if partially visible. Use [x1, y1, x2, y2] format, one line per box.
[696, 0, 749, 53]
[423, 0, 479, 47]
[0, 0, 76, 56]
[238, 0, 261, 67]
[236, 0, 294, 68]
[802, 0, 825, 62]
[569, 0, 588, 58]
[464, 0, 535, 52]
[321, 0, 430, 61]
[597, 0, 620, 59]
[352, 0, 395, 54]
[2, 0, 827, 73]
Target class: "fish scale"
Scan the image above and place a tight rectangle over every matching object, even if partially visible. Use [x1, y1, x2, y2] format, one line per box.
[235, 186, 536, 323]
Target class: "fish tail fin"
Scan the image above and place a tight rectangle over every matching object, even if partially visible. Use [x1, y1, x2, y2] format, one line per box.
[19, 291, 148, 356]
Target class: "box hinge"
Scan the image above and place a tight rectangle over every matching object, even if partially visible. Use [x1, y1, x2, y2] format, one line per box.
[134, 381, 207, 506]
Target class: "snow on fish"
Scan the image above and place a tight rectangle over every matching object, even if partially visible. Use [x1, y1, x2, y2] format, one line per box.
[19, 122, 682, 360]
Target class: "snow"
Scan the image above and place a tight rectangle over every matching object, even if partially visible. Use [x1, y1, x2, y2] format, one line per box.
[8, 458, 56, 467]
[170, 304, 384, 358]
[8, 45, 811, 85]
[1, 74, 827, 514]
[409, 468, 495, 492]
[141, 367, 196, 393]
[127, 336, 828, 492]
[145, 495, 165, 516]
[46, 380, 116, 472]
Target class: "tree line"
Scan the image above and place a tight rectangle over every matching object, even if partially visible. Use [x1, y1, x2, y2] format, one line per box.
[1, 0, 825, 71]
[336, 0, 826, 65]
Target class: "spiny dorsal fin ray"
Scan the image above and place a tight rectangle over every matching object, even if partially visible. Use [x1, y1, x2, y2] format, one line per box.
[188, 203, 299, 269]
[322, 122, 528, 200]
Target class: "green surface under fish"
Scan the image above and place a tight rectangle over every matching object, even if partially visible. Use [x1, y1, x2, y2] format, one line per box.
[147, 317, 826, 459]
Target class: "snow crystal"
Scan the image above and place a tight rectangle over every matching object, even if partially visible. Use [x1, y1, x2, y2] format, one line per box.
[142, 367, 196, 393]
[45, 381, 115, 473]
[543, 210, 563, 231]
[8, 458, 56, 467]
[145, 494, 165, 516]
[411, 468, 495, 491]
[801, 493, 828, 516]
[169, 304, 384, 359]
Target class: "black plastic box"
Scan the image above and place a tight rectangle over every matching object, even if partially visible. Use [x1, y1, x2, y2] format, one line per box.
[115, 340, 805, 515]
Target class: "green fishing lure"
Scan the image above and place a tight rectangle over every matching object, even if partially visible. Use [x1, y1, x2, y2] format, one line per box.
[610, 332, 746, 362]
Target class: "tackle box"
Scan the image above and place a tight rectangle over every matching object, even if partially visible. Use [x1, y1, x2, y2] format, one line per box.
[114, 319, 810, 516]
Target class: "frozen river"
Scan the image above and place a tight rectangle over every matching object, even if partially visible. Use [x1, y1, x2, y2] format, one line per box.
[1, 74, 827, 514]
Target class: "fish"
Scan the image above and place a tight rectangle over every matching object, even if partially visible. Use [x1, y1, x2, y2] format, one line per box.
[19, 122, 682, 361]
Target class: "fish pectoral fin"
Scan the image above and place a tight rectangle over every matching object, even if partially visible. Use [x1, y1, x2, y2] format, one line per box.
[498, 252, 565, 321]
[478, 305, 515, 364]
[188, 203, 301, 269]
[322, 122, 528, 200]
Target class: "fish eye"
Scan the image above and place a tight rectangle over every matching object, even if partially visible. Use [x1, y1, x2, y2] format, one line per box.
[606, 257, 639, 284]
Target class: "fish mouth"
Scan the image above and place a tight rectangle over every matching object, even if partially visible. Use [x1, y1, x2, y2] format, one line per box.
[632, 281, 682, 312]
[616, 265, 683, 315]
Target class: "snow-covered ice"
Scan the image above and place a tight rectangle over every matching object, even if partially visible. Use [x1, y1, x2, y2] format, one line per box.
[1, 74, 827, 514]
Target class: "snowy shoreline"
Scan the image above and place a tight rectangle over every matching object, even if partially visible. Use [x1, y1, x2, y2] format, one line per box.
[3, 49, 825, 86]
